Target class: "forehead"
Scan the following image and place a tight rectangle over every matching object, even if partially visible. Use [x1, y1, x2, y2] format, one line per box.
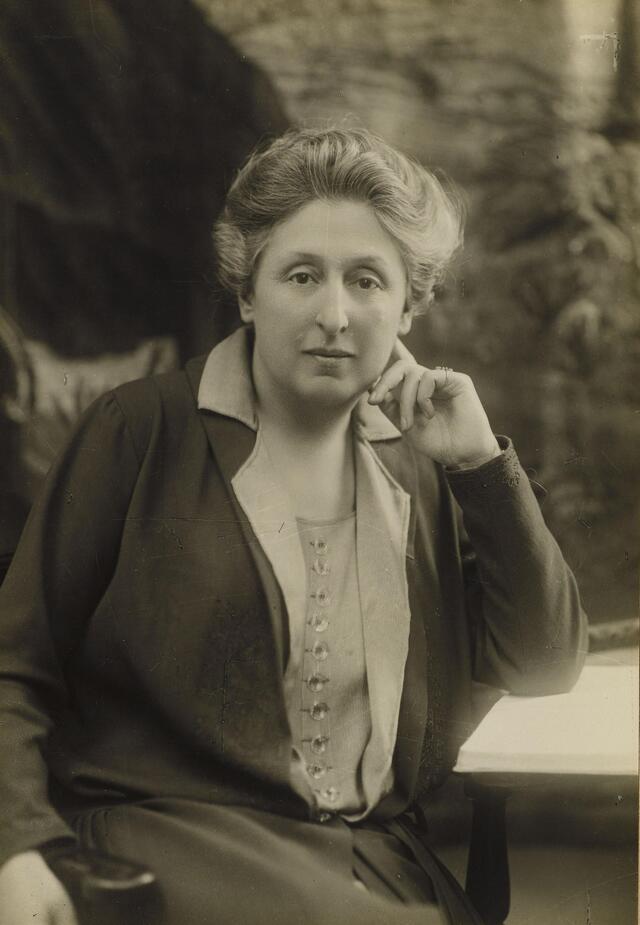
[260, 199, 404, 268]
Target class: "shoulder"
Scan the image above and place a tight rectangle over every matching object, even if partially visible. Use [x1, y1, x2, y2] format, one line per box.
[110, 361, 200, 412]
[97, 357, 207, 459]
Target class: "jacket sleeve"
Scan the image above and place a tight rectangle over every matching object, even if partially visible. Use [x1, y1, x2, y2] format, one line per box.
[445, 437, 588, 695]
[0, 391, 142, 868]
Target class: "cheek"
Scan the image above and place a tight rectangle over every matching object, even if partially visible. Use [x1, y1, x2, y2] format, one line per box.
[358, 304, 403, 347]
[254, 299, 296, 341]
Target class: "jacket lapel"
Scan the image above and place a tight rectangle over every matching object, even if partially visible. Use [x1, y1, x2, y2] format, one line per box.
[185, 357, 290, 675]
[368, 438, 431, 815]
[354, 438, 412, 806]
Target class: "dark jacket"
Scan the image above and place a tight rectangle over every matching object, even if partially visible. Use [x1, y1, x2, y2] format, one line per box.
[0, 352, 587, 867]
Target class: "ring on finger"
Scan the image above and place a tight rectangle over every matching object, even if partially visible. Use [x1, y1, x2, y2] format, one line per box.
[435, 364, 453, 386]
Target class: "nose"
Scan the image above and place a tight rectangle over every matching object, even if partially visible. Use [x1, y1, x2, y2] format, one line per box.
[314, 283, 349, 336]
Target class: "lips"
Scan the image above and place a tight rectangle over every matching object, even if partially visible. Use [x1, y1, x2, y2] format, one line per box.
[304, 347, 354, 358]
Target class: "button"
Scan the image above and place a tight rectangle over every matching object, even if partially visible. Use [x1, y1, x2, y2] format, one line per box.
[307, 673, 329, 693]
[317, 811, 333, 823]
[313, 587, 330, 607]
[311, 538, 328, 555]
[306, 763, 328, 779]
[310, 702, 329, 721]
[310, 735, 329, 755]
[322, 786, 340, 803]
[312, 558, 330, 576]
[310, 641, 329, 661]
[309, 613, 329, 633]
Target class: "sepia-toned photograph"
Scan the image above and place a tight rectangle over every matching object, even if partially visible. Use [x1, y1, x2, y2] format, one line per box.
[0, 1, 638, 923]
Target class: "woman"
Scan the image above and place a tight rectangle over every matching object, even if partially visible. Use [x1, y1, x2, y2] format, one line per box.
[0, 128, 587, 924]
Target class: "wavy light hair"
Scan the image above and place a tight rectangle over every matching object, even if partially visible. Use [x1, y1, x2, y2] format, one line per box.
[214, 127, 464, 313]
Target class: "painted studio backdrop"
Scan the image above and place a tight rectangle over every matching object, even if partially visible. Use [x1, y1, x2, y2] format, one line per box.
[0, 2, 638, 640]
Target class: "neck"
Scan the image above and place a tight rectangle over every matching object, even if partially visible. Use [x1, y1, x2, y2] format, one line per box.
[252, 362, 357, 521]
[258, 399, 355, 451]
[252, 363, 357, 447]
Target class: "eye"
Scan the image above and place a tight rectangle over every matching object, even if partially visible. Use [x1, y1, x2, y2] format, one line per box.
[288, 271, 313, 285]
[355, 276, 381, 291]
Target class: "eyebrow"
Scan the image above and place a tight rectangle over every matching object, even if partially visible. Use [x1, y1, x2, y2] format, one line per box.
[278, 251, 391, 271]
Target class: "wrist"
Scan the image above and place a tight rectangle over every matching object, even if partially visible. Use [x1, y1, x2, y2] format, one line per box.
[446, 437, 502, 471]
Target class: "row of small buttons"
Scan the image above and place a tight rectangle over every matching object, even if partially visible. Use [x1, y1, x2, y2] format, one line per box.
[304, 534, 341, 812]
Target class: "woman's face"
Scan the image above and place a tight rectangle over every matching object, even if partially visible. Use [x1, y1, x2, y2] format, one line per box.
[239, 198, 412, 413]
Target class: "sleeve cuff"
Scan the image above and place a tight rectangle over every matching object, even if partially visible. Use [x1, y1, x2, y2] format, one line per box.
[445, 435, 524, 503]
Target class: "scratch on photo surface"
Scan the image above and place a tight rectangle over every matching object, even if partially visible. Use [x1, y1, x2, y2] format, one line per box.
[598, 448, 620, 474]
[518, 872, 636, 924]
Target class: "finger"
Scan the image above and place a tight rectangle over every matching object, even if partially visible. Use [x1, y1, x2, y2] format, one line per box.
[398, 366, 424, 430]
[416, 373, 436, 420]
[368, 360, 409, 404]
[432, 366, 463, 394]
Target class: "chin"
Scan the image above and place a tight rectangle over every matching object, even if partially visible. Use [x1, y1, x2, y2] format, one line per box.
[295, 376, 362, 409]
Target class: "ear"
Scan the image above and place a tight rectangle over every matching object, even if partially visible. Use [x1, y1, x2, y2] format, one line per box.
[397, 303, 414, 337]
[238, 294, 254, 324]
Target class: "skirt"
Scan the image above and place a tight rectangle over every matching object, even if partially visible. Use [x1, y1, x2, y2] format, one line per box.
[70, 798, 483, 925]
